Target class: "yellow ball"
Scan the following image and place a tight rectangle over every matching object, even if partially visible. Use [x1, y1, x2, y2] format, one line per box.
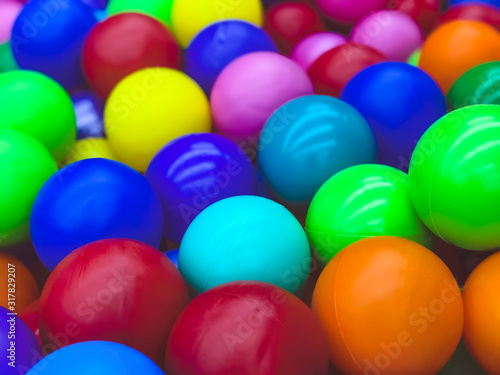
[104, 67, 211, 172]
[171, 0, 263, 47]
[65, 138, 119, 165]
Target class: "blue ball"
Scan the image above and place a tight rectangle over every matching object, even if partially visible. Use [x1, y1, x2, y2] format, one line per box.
[340, 62, 447, 171]
[71, 89, 105, 140]
[26, 341, 165, 375]
[11, 0, 97, 89]
[179, 195, 311, 294]
[164, 248, 179, 268]
[449, 0, 500, 6]
[185, 20, 277, 93]
[258, 95, 377, 205]
[31, 158, 163, 271]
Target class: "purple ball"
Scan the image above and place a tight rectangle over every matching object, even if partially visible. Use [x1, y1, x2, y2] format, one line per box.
[71, 89, 105, 140]
[290, 32, 347, 71]
[145, 133, 259, 244]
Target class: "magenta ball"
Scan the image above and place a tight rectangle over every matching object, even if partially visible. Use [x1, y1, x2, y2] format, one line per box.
[210, 51, 314, 143]
[316, 0, 389, 23]
[350, 10, 423, 62]
[290, 32, 347, 71]
[0, 1, 23, 44]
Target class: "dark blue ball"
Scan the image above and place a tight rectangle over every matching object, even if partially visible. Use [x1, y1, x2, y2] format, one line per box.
[71, 89, 105, 140]
[449, 0, 500, 7]
[164, 248, 179, 268]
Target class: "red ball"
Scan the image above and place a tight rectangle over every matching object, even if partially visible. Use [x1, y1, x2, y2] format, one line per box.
[388, 0, 440, 34]
[83, 13, 181, 98]
[439, 4, 500, 31]
[165, 281, 329, 375]
[307, 43, 387, 97]
[39, 239, 189, 367]
[19, 299, 43, 349]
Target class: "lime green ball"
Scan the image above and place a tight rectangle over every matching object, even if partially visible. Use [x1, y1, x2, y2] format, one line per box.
[306, 164, 434, 263]
[0, 128, 57, 246]
[107, 0, 173, 27]
[0, 43, 18, 73]
[407, 48, 421, 67]
[409, 105, 500, 251]
[0, 70, 76, 162]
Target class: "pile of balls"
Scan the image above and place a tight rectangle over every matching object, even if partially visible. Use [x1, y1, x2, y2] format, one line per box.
[2, 0, 500, 373]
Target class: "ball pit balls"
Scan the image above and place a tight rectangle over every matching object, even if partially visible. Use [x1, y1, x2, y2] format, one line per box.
[340, 62, 447, 169]
[211, 51, 314, 143]
[350, 10, 424, 62]
[290, 32, 346, 71]
[171, 0, 264, 48]
[312, 236, 464, 375]
[407, 48, 421, 66]
[0, 128, 56, 247]
[26, 341, 166, 375]
[104, 67, 211, 172]
[0, 0, 23, 44]
[0, 70, 76, 162]
[107, 0, 174, 27]
[0, 42, 18, 73]
[389, 0, 440, 34]
[258, 95, 377, 205]
[71, 89, 105, 140]
[409, 105, 500, 251]
[179, 195, 311, 294]
[11, 0, 97, 89]
[30, 158, 163, 271]
[185, 20, 277, 93]
[164, 248, 179, 268]
[64, 138, 119, 165]
[308, 42, 387, 97]
[306, 164, 434, 263]
[316, 0, 388, 23]
[440, 3, 500, 31]
[419, 20, 500, 93]
[450, 0, 500, 6]
[146, 133, 259, 244]
[39, 239, 189, 365]
[166, 281, 329, 375]
[19, 299, 42, 348]
[83, 12, 181, 99]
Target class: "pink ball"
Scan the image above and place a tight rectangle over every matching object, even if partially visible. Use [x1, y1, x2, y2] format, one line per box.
[0, 0, 23, 44]
[211, 51, 314, 143]
[316, 0, 389, 24]
[290, 32, 347, 71]
[350, 10, 424, 62]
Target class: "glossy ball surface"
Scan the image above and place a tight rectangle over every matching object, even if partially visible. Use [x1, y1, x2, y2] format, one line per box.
[290, 32, 346, 71]
[315, 0, 388, 23]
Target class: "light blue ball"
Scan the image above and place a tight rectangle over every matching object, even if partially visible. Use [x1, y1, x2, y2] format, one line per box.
[179, 195, 311, 294]
[258, 95, 377, 205]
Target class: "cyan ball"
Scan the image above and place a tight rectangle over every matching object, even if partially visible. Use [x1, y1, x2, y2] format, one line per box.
[179, 195, 311, 294]
[258, 95, 377, 205]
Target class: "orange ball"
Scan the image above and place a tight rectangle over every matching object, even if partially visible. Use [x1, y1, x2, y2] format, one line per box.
[312, 236, 463, 375]
[419, 20, 500, 93]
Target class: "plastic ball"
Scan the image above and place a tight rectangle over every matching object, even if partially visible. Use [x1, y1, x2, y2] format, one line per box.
[350, 10, 424, 62]
[179, 195, 311, 294]
[0, 70, 76, 162]
[83, 12, 181, 99]
[0, 42, 18, 72]
[19, 299, 42, 348]
[11, 0, 97, 89]
[312, 236, 464, 375]
[450, 0, 500, 6]
[171, 0, 264, 48]
[340, 62, 447, 169]
[185, 20, 277, 93]
[315, 0, 389, 23]
[146, 133, 259, 244]
[107, 0, 173, 26]
[0, 1, 23, 44]
[388, 0, 440, 34]
[258, 95, 377, 205]
[104, 67, 211, 172]
[290, 32, 346, 71]
[308, 42, 387, 97]
[164, 248, 179, 268]
[440, 3, 500, 31]
[211, 51, 314, 143]
[409, 105, 500, 251]
[0, 128, 56, 247]
[306, 164, 434, 263]
[65, 138, 119, 165]
[419, 20, 500, 93]
[407, 48, 421, 66]
[39, 239, 189, 365]
[71, 90, 105, 140]
[30, 158, 163, 271]
[83, 0, 108, 9]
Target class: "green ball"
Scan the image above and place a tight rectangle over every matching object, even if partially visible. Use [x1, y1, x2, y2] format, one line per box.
[306, 164, 434, 263]
[0, 70, 76, 162]
[407, 48, 421, 67]
[106, 0, 173, 27]
[409, 105, 500, 251]
[448, 62, 500, 110]
[0, 128, 57, 246]
[0, 42, 18, 73]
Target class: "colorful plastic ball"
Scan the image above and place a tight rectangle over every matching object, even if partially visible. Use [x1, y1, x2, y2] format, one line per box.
[0, 128, 56, 247]
[389, 0, 440, 34]
[450, 0, 500, 6]
[290, 32, 346, 71]
[71, 90, 105, 140]
[315, 0, 389, 23]
[340, 62, 447, 169]
[440, 3, 500, 31]
[179, 196, 311, 294]
[350, 10, 424, 62]
[258, 95, 377, 205]
[30, 158, 163, 271]
[164, 248, 179, 268]
[166, 281, 329, 375]
[409, 105, 500, 251]
[0, 70, 76, 162]
[39, 239, 189, 365]
[306, 164, 434, 263]
[211, 51, 314, 143]
[11, 0, 97, 89]
[0, 0, 23, 44]
[312, 236, 464, 375]
[407, 48, 421, 66]
[83, 12, 181, 99]
[419, 20, 500, 93]
[185, 20, 277, 93]
[0, 42, 18, 72]
[104, 67, 211, 172]
[19, 300, 42, 348]
[26, 341, 166, 375]
[145, 133, 259, 244]
[308, 43, 387, 97]
[107, 0, 173, 26]
[171, 0, 264, 48]
[64, 138, 119, 165]
[82, 0, 108, 9]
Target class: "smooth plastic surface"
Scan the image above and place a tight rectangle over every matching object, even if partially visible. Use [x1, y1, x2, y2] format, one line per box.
[440, 3, 500, 30]
[71, 90, 105, 140]
[0, 1, 23, 44]
[0, 42, 18, 72]
[164, 248, 179, 268]
[389, 0, 440, 34]
[107, 0, 174, 26]
[64, 138, 119, 165]
[315, 0, 388, 23]
[19, 300, 42, 348]
[290, 32, 346, 71]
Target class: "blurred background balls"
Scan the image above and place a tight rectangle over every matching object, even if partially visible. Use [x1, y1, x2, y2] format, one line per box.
[0, 1, 23, 44]
[71, 89, 105, 140]
[440, 3, 500, 30]
[64, 138, 119, 165]
[107, 0, 174, 26]
[315, 0, 389, 24]
[290, 32, 346, 71]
